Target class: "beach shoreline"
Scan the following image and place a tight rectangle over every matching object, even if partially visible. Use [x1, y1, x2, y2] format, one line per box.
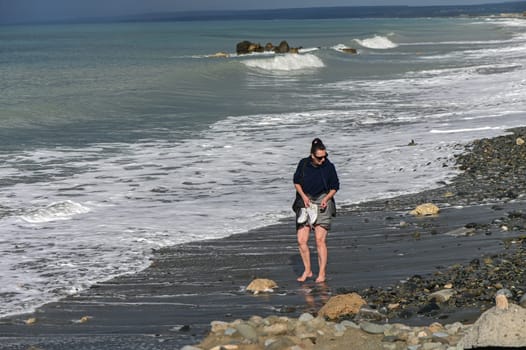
[1, 127, 526, 350]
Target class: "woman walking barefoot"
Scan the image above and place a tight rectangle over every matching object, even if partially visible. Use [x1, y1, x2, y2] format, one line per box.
[293, 138, 339, 283]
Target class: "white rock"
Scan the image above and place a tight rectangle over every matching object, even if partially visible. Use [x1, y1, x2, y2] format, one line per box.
[460, 304, 526, 348]
[298, 313, 315, 322]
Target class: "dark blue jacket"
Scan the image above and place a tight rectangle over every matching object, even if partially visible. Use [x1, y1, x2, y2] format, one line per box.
[293, 157, 340, 197]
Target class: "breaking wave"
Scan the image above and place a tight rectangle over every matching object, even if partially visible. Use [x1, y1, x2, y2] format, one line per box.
[241, 53, 325, 71]
[354, 35, 398, 49]
[20, 200, 91, 223]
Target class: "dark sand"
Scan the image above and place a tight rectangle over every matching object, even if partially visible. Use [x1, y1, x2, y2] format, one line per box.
[1, 128, 525, 350]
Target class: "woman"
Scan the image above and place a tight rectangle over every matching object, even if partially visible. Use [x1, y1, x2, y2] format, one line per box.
[293, 138, 339, 283]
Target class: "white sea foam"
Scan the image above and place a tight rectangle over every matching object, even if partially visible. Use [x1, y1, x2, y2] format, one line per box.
[241, 53, 325, 71]
[298, 47, 320, 53]
[20, 200, 91, 223]
[429, 126, 504, 134]
[354, 35, 398, 49]
[331, 43, 359, 53]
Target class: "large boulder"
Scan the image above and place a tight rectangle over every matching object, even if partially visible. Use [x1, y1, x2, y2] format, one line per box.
[318, 293, 367, 320]
[460, 296, 526, 348]
[275, 40, 290, 53]
[236, 40, 253, 55]
[410, 203, 440, 216]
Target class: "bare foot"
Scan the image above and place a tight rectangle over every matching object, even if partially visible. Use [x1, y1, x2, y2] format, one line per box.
[315, 275, 326, 283]
[297, 271, 313, 282]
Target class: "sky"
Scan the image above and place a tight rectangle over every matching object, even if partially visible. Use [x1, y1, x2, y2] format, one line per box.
[0, 0, 521, 24]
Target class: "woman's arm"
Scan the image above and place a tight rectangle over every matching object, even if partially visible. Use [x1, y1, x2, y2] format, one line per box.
[294, 183, 311, 207]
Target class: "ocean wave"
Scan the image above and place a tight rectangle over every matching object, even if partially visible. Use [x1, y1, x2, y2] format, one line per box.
[429, 126, 503, 134]
[241, 53, 324, 71]
[20, 200, 91, 223]
[354, 35, 398, 49]
[298, 47, 320, 53]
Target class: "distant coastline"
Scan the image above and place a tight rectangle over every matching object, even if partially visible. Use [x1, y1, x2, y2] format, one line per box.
[2, 1, 526, 25]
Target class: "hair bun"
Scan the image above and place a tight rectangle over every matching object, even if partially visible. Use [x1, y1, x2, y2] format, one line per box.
[312, 138, 324, 146]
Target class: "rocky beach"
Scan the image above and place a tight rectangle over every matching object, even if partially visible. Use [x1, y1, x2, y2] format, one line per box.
[1, 127, 526, 350]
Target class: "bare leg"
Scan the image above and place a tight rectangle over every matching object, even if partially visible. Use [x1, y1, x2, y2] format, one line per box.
[297, 225, 313, 282]
[314, 225, 328, 283]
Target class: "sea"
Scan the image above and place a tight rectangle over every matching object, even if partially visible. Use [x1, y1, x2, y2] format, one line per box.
[1, 9, 526, 318]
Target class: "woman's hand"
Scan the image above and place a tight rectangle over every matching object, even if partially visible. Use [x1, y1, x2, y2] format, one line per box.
[320, 198, 328, 209]
[302, 195, 310, 208]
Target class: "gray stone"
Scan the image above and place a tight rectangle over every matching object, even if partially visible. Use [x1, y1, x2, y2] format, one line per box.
[235, 323, 258, 343]
[333, 323, 346, 333]
[180, 346, 203, 350]
[224, 327, 237, 336]
[496, 288, 513, 298]
[429, 289, 455, 303]
[520, 294, 526, 308]
[340, 320, 360, 329]
[445, 322, 463, 335]
[298, 313, 314, 322]
[460, 304, 526, 348]
[432, 332, 449, 339]
[360, 321, 388, 334]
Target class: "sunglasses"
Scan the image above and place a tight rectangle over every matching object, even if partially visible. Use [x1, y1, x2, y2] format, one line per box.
[313, 153, 328, 161]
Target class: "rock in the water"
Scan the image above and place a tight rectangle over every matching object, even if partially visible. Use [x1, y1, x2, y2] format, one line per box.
[410, 203, 440, 216]
[341, 47, 357, 54]
[236, 40, 253, 55]
[275, 40, 290, 53]
[245, 278, 277, 294]
[460, 303, 526, 348]
[209, 52, 229, 58]
[318, 293, 367, 320]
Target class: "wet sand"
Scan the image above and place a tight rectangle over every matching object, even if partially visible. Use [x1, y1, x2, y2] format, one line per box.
[1, 128, 525, 350]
